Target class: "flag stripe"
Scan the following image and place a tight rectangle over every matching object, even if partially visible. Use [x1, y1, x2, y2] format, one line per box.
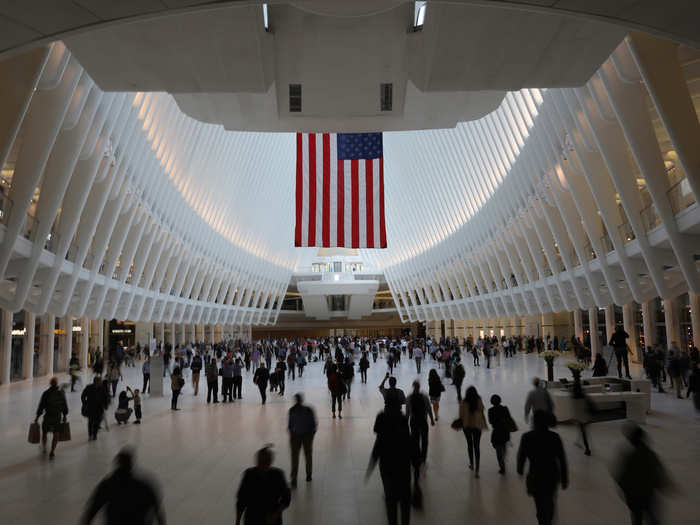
[301, 134, 309, 246]
[316, 134, 323, 248]
[351, 159, 359, 249]
[322, 134, 330, 247]
[344, 160, 352, 249]
[358, 160, 366, 249]
[365, 159, 374, 248]
[337, 158, 344, 247]
[329, 137, 338, 248]
[379, 157, 386, 248]
[373, 158, 380, 249]
[295, 133, 302, 246]
[308, 134, 317, 246]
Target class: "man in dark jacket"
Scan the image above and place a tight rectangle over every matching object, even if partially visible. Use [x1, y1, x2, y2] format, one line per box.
[609, 325, 631, 379]
[517, 410, 569, 525]
[81, 448, 165, 525]
[367, 400, 414, 525]
[452, 358, 466, 401]
[341, 359, 354, 399]
[81, 376, 108, 441]
[236, 447, 291, 525]
[36, 377, 68, 458]
[190, 352, 203, 396]
[288, 393, 317, 487]
[206, 359, 219, 403]
[253, 363, 270, 405]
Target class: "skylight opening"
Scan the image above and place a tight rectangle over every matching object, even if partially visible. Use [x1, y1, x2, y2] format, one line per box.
[413, 1, 427, 30]
[263, 4, 270, 31]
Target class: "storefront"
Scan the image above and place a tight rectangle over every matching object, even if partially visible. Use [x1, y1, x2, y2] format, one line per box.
[108, 319, 135, 354]
[10, 312, 25, 381]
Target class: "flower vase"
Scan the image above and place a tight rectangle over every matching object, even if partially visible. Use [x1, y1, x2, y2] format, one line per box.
[571, 368, 581, 388]
[546, 358, 554, 382]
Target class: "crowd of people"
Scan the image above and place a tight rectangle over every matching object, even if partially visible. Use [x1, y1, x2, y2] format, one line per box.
[31, 331, 684, 525]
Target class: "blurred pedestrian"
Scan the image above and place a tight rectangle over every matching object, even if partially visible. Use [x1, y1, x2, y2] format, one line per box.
[288, 393, 317, 488]
[614, 423, 671, 525]
[517, 411, 568, 525]
[35, 377, 68, 459]
[488, 394, 515, 474]
[236, 446, 291, 525]
[81, 448, 166, 525]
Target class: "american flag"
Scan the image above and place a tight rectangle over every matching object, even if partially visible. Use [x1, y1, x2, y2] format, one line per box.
[295, 132, 387, 248]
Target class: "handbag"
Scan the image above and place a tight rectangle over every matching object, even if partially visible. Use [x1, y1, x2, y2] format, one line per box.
[57, 421, 72, 442]
[450, 418, 463, 430]
[506, 413, 518, 433]
[28, 422, 40, 444]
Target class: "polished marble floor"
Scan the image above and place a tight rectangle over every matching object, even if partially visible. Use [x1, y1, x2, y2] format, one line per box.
[0, 350, 697, 525]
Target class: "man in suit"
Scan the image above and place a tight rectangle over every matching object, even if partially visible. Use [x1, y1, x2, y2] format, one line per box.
[517, 410, 569, 525]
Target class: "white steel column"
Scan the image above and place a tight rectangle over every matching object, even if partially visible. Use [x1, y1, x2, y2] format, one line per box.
[604, 305, 615, 347]
[80, 317, 89, 369]
[39, 314, 55, 377]
[23, 311, 35, 379]
[663, 297, 681, 350]
[58, 315, 72, 372]
[0, 310, 12, 384]
[641, 301, 656, 349]
[573, 309, 583, 341]
[588, 307, 600, 358]
[690, 292, 700, 348]
[96, 319, 104, 358]
[623, 303, 640, 362]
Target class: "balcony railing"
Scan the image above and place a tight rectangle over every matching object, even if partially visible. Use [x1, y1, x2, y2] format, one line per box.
[617, 221, 635, 242]
[0, 193, 12, 225]
[640, 203, 662, 232]
[667, 177, 696, 215]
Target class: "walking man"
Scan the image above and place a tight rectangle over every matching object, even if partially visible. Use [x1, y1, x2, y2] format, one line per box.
[190, 352, 203, 396]
[142, 356, 151, 394]
[453, 357, 466, 401]
[236, 447, 291, 525]
[288, 393, 317, 488]
[517, 411, 568, 525]
[81, 448, 166, 525]
[206, 358, 219, 403]
[406, 380, 434, 476]
[609, 325, 632, 379]
[414, 346, 423, 374]
[35, 377, 68, 459]
[81, 376, 109, 441]
[253, 362, 270, 405]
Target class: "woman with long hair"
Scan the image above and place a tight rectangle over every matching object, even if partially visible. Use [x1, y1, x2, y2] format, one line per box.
[170, 366, 184, 410]
[428, 369, 445, 421]
[459, 385, 488, 477]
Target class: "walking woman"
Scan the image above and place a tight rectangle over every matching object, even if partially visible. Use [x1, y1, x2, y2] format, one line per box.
[107, 361, 121, 398]
[428, 369, 445, 421]
[459, 386, 488, 477]
[171, 366, 184, 410]
[488, 394, 515, 474]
